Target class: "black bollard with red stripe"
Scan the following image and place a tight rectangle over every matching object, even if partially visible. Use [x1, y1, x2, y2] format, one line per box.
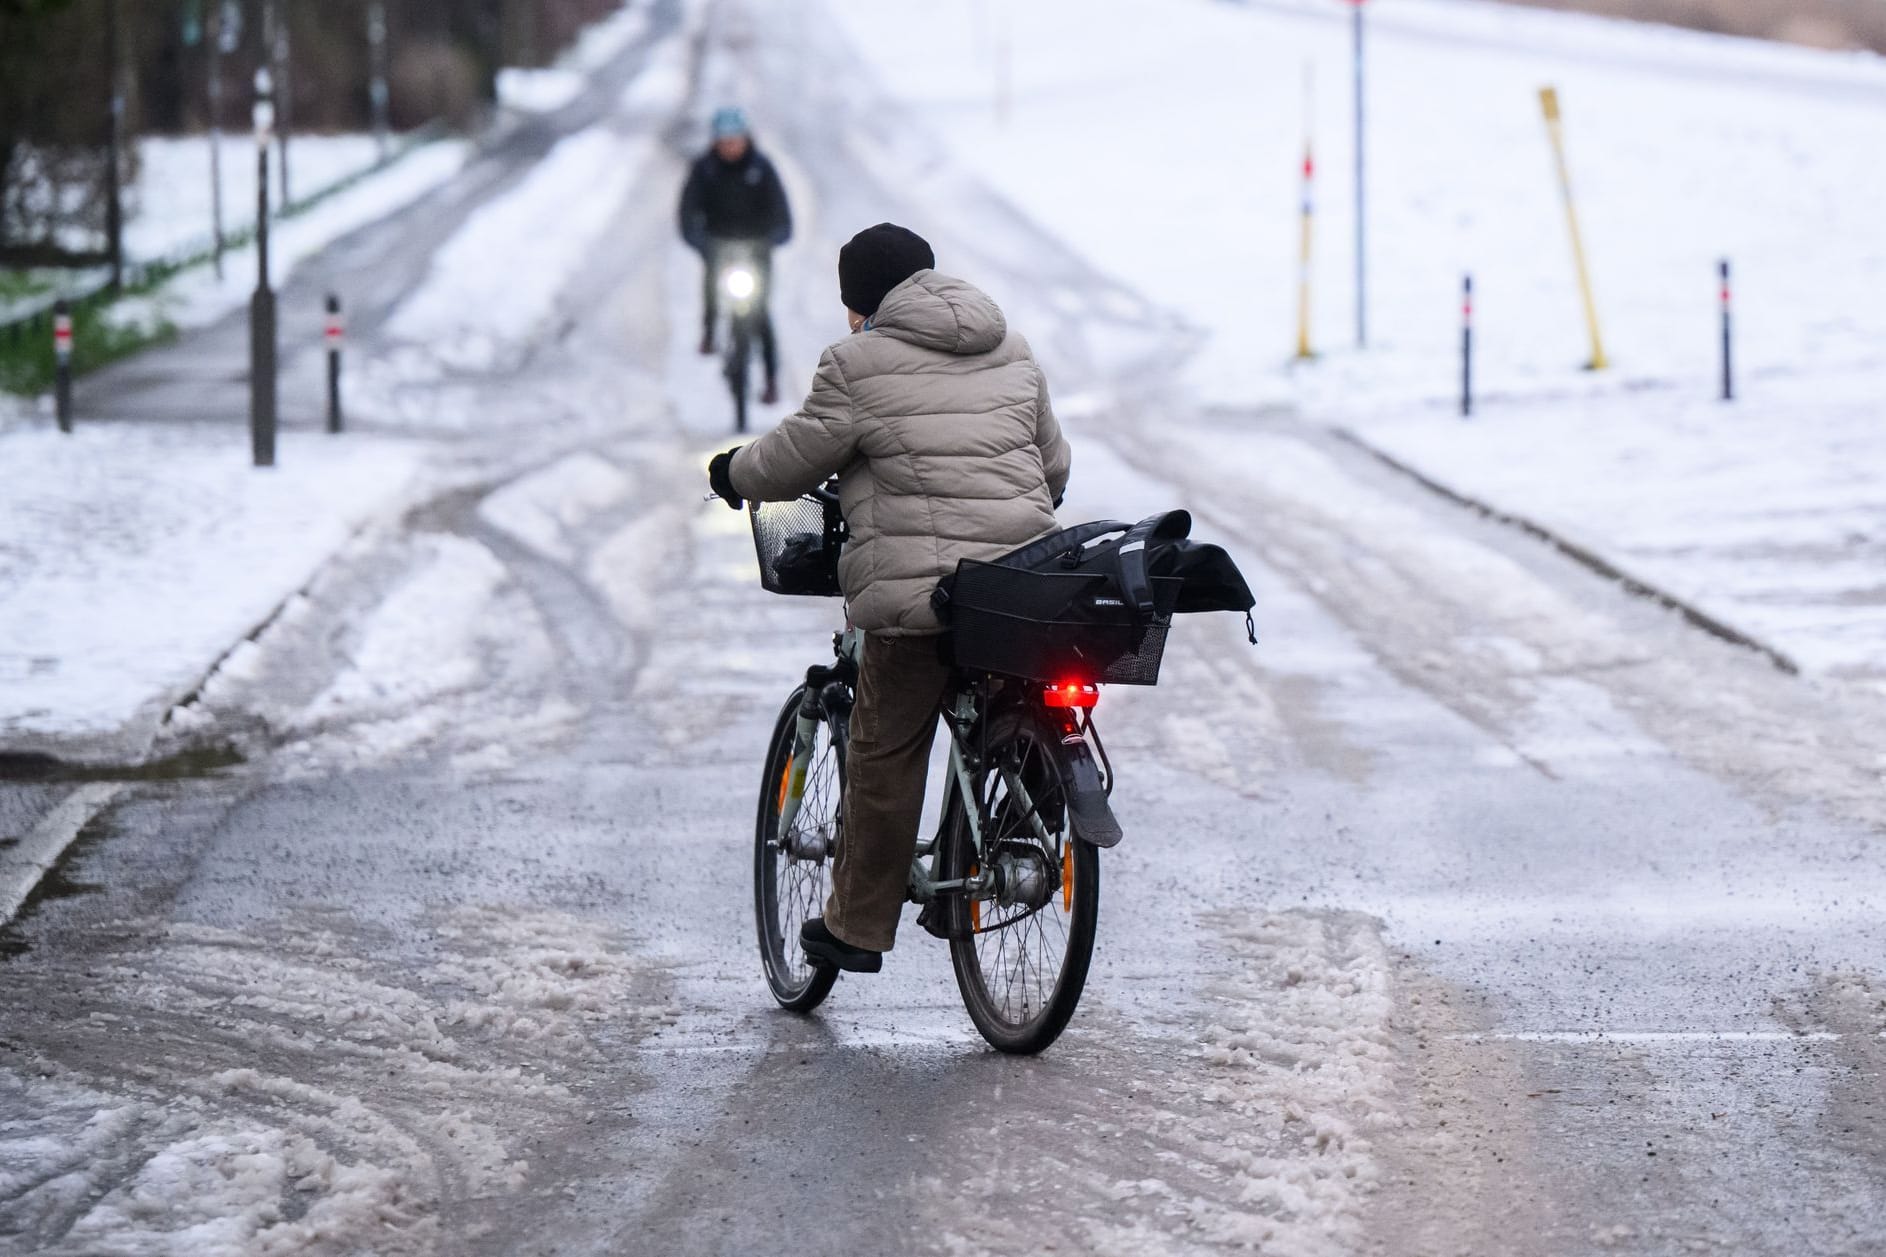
[1718, 259, 1733, 402]
[53, 300, 73, 433]
[1461, 274, 1473, 418]
[324, 293, 344, 433]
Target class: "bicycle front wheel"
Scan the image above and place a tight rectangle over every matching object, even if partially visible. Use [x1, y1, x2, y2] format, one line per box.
[725, 321, 751, 433]
[754, 687, 844, 1011]
[940, 707, 1100, 1054]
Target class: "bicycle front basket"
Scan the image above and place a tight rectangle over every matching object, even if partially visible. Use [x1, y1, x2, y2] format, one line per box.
[749, 494, 846, 597]
[945, 561, 1181, 685]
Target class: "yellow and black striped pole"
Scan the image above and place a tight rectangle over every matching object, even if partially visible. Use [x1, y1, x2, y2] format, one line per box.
[1539, 86, 1608, 371]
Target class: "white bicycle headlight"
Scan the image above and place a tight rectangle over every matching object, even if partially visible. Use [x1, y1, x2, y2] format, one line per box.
[725, 268, 757, 300]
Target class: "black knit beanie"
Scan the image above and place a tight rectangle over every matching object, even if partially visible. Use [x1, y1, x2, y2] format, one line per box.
[838, 223, 935, 319]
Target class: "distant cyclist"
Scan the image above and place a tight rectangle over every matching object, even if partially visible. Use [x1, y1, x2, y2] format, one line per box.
[708, 223, 1071, 973]
[679, 106, 793, 405]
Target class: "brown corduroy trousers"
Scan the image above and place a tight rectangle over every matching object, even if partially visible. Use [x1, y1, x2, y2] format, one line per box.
[824, 632, 953, 952]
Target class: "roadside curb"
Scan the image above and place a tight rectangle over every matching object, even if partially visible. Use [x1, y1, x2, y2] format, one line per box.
[1333, 427, 1801, 677]
[0, 782, 126, 928]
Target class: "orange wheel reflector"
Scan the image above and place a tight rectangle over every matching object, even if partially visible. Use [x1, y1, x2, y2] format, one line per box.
[970, 863, 981, 931]
[776, 758, 792, 815]
[1062, 842, 1073, 910]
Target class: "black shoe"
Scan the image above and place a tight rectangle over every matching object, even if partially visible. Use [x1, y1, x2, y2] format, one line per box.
[800, 918, 882, 973]
[760, 380, 779, 406]
[699, 331, 715, 355]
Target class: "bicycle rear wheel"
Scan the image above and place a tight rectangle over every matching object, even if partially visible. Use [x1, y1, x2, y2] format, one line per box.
[754, 687, 843, 1011]
[940, 707, 1100, 1053]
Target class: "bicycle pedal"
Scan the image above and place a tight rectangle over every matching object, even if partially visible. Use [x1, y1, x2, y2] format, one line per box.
[916, 901, 957, 940]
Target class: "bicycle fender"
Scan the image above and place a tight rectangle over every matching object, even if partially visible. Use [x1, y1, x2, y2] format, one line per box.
[1051, 720, 1123, 849]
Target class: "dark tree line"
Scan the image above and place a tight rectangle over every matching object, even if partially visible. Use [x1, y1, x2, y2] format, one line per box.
[0, 0, 624, 263]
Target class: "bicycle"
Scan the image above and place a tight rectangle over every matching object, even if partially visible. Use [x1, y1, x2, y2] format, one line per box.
[749, 488, 1168, 1055]
[709, 239, 770, 434]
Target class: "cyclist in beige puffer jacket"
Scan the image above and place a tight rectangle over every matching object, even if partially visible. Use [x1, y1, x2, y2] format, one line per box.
[707, 222, 1071, 969]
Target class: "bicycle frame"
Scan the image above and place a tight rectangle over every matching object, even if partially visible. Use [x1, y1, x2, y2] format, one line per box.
[774, 627, 1111, 913]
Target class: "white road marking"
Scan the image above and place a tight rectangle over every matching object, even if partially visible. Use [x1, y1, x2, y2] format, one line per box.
[0, 783, 127, 926]
[1454, 1030, 1843, 1045]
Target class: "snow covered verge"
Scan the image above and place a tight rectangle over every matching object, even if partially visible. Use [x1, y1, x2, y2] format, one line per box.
[108, 138, 472, 340]
[0, 426, 423, 763]
[496, 2, 651, 114]
[126, 134, 407, 266]
[1351, 374, 1886, 686]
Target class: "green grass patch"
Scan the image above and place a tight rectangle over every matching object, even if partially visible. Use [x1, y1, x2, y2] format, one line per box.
[0, 298, 176, 396]
[0, 271, 55, 302]
[0, 127, 451, 399]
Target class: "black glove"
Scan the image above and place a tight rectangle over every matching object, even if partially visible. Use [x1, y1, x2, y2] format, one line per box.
[1052, 488, 1065, 510]
[709, 448, 743, 509]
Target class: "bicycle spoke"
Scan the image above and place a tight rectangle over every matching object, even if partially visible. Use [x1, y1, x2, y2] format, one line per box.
[761, 717, 842, 998]
[966, 729, 1076, 1028]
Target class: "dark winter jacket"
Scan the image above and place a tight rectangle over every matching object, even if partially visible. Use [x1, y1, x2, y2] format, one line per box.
[678, 146, 792, 251]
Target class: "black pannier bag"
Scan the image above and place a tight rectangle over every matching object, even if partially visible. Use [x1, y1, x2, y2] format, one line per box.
[932, 510, 1256, 685]
[749, 492, 847, 597]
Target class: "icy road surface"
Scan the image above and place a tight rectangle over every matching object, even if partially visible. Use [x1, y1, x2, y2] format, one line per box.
[4, 0, 1885, 1253]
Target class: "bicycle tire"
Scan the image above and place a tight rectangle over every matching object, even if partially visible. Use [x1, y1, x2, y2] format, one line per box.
[726, 320, 751, 434]
[753, 686, 844, 1012]
[939, 706, 1100, 1053]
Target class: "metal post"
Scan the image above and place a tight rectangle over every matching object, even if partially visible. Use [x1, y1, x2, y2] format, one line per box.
[53, 300, 74, 433]
[325, 294, 344, 433]
[275, 0, 291, 207]
[1295, 62, 1316, 361]
[1351, 0, 1367, 350]
[208, 1, 225, 280]
[1461, 275, 1474, 419]
[104, 0, 124, 292]
[1539, 86, 1608, 371]
[250, 67, 277, 468]
[1719, 259, 1733, 402]
[369, 2, 390, 159]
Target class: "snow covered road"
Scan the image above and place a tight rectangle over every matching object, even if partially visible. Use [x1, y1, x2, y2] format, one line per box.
[3, 0, 1885, 1253]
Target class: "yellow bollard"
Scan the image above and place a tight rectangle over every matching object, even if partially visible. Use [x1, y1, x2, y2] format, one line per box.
[1539, 86, 1608, 371]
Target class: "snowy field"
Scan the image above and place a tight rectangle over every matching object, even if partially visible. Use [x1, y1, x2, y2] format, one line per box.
[826, 0, 1886, 408]
[112, 139, 472, 340]
[0, 427, 422, 762]
[825, 0, 1886, 678]
[126, 133, 389, 265]
[495, 1, 651, 114]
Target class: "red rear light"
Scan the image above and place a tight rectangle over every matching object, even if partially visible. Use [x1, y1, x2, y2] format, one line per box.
[1042, 682, 1099, 709]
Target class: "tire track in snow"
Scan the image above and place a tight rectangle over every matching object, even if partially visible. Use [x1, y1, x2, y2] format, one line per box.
[898, 911, 1400, 1257]
[0, 908, 680, 1255]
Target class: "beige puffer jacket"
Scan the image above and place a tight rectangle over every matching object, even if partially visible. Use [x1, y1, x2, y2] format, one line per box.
[730, 270, 1070, 635]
